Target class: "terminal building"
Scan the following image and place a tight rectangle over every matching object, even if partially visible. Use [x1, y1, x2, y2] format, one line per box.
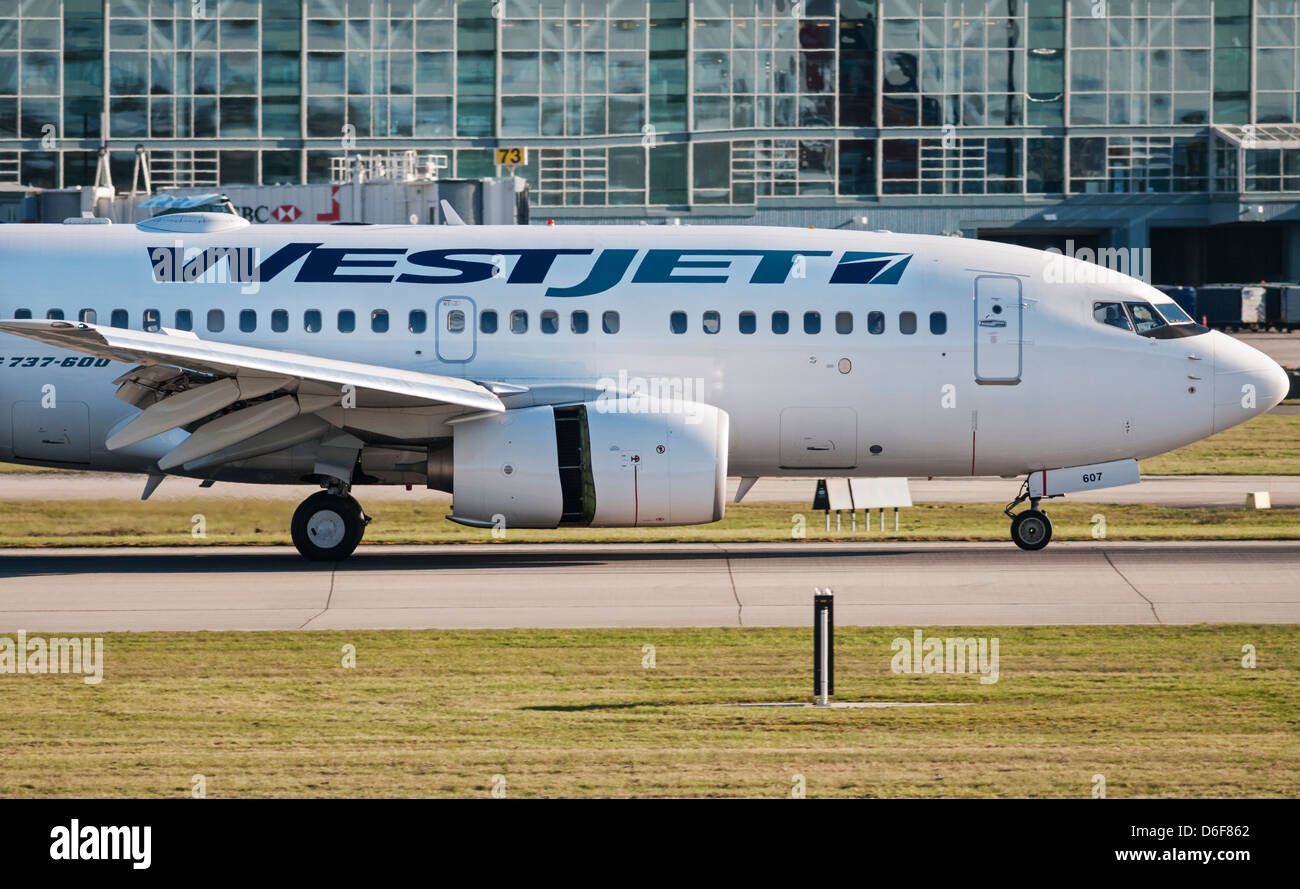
[1, 1, 1298, 283]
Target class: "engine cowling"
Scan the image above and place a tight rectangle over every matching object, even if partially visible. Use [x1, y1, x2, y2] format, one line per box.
[448, 400, 729, 529]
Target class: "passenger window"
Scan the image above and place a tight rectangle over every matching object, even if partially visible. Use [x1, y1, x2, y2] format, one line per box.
[272, 309, 288, 332]
[930, 311, 947, 335]
[804, 311, 820, 334]
[206, 309, 224, 332]
[602, 310, 620, 334]
[480, 310, 498, 333]
[510, 310, 528, 333]
[79, 309, 96, 324]
[338, 310, 355, 333]
[1125, 301, 1167, 334]
[111, 309, 128, 328]
[835, 311, 852, 334]
[305, 310, 322, 333]
[447, 309, 466, 332]
[408, 309, 427, 333]
[772, 311, 789, 334]
[867, 311, 885, 334]
[14, 308, 31, 319]
[143, 308, 160, 331]
[174, 309, 191, 330]
[1092, 302, 1131, 331]
[670, 311, 687, 334]
[703, 310, 720, 334]
[240, 309, 256, 333]
[899, 311, 917, 335]
[739, 311, 756, 334]
[47, 309, 65, 320]
[571, 310, 589, 334]
[541, 310, 559, 334]
[371, 309, 389, 333]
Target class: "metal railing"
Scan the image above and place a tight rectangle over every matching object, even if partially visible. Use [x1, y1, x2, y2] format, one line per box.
[147, 149, 220, 189]
[330, 151, 449, 184]
[0, 152, 20, 183]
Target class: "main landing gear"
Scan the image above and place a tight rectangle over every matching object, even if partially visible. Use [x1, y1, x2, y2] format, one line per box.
[1005, 481, 1052, 551]
[291, 487, 371, 561]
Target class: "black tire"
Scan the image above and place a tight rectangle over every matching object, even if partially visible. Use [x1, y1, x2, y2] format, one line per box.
[291, 492, 364, 561]
[1010, 509, 1052, 552]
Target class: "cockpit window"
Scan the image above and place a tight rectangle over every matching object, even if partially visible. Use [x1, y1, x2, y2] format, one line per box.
[1093, 301, 1131, 331]
[1154, 301, 1194, 324]
[1124, 301, 1167, 334]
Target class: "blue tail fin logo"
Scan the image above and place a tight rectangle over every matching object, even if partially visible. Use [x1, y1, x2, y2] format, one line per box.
[829, 251, 913, 285]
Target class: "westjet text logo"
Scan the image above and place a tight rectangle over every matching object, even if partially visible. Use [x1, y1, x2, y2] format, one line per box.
[148, 244, 914, 297]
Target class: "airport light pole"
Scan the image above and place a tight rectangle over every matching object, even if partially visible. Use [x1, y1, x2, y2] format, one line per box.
[813, 588, 834, 706]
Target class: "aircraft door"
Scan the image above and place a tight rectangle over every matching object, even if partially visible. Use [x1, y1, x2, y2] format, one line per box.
[974, 275, 1023, 384]
[435, 297, 477, 363]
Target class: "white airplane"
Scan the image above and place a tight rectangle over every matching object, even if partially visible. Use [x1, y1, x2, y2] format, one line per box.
[0, 210, 1287, 560]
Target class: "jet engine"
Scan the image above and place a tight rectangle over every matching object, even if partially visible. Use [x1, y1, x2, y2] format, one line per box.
[446, 400, 729, 529]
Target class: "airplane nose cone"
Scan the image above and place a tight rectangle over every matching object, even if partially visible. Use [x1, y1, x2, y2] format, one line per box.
[1212, 331, 1289, 433]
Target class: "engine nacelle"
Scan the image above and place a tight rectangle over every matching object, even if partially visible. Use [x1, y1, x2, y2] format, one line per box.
[448, 400, 729, 529]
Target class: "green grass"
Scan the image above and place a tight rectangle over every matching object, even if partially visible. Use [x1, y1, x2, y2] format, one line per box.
[1143, 412, 1300, 475]
[0, 626, 1294, 798]
[0, 498, 1298, 547]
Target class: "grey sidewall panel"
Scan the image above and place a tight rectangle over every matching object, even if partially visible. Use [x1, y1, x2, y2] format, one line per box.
[13, 400, 91, 464]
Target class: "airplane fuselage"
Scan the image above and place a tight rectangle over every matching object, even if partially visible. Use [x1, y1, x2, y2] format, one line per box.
[0, 220, 1287, 490]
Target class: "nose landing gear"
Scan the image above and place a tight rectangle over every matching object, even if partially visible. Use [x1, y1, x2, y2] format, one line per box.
[1005, 481, 1053, 551]
[1010, 507, 1052, 550]
[291, 488, 370, 561]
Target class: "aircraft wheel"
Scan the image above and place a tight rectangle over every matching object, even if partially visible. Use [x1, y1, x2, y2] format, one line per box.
[1010, 509, 1052, 551]
[292, 492, 364, 561]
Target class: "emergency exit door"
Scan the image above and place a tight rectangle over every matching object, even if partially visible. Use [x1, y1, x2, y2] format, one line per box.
[973, 275, 1023, 384]
[436, 296, 476, 363]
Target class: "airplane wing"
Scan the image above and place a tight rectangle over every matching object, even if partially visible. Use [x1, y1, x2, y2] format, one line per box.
[0, 319, 505, 470]
[0, 319, 502, 410]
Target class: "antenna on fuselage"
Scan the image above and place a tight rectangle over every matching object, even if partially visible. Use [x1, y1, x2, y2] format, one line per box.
[439, 199, 466, 226]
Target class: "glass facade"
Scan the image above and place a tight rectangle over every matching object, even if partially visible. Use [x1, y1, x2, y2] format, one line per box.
[0, 0, 1294, 200]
